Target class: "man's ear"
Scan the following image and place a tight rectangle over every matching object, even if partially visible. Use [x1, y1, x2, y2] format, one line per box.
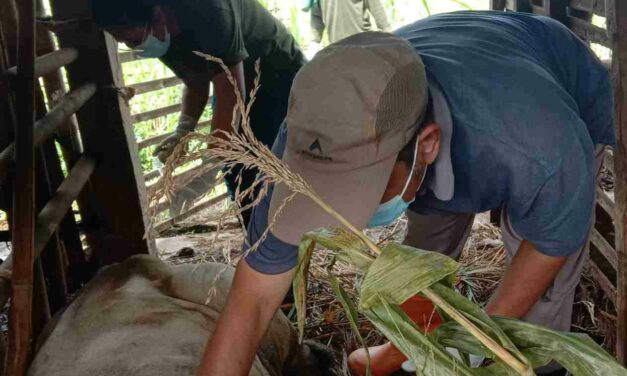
[417, 122, 440, 166]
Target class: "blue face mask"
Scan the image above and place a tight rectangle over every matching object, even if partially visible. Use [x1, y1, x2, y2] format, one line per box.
[367, 141, 426, 228]
[136, 25, 171, 58]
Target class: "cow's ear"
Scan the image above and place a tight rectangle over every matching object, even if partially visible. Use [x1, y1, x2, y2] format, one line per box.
[283, 340, 334, 376]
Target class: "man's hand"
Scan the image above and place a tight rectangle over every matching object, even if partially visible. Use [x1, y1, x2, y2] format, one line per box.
[153, 114, 198, 163]
[197, 259, 294, 376]
[486, 240, 568, 318]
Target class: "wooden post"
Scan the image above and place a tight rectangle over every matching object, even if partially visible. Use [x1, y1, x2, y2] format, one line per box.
[6, 0, 36, 375]
[48, 0, 155, 262]
[612, 0, 627, 364]
[545, 0, 569, 25]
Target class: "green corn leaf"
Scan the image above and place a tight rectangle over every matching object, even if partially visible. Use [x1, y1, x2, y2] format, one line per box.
[359, 243, 457, 310]
[363, 295, 475, 376]
[429, 283, 532, 372]
[329, 275, 372, 376]
[435, 318, 627, 376]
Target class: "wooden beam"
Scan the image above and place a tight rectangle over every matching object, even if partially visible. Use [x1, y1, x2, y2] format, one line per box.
[0, 48, 78, 97]
[589, 260, 617, 306]
[570, 0, 606, 16]
[6, 0, 36, 374]
[118, 50, 145, 64]
[35, 1, 87, 295]
[0, 156, 95, 310]
[132, 103, 181, 123]
[590, 228, 618, 271]
[570, 16, 611, 47]
[611, 0, 627, 364]
[596, 188, 616, 220]
[49, 0, 155, 260]
[0, 83, 96, 182]
[129, 76, 181, 95]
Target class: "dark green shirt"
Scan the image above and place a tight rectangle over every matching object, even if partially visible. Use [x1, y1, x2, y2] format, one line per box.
[160, 0, 305, 84]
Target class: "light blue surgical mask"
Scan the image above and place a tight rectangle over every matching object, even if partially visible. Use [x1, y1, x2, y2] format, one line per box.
[367, 141, 426, 228]
[136, 25, 171, 58]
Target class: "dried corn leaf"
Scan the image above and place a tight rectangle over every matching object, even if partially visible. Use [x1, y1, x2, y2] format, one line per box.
[294, 228, 375, 341]
[359, 243, 457, 310]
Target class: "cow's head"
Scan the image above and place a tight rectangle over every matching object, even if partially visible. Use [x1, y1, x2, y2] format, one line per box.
[282, 340, 335, 376]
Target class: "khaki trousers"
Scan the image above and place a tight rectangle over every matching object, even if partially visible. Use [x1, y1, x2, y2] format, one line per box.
[403, 146, 605, 373]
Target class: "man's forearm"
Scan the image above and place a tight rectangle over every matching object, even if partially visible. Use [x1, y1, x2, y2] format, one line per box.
[198, 260, 294, 376]
[211, 62, 246, 136]
[486, 240, 568, 318]
[181, 81, 210, 127]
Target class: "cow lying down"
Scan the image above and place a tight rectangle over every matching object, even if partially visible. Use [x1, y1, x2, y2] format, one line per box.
[28, 255, 333, 376]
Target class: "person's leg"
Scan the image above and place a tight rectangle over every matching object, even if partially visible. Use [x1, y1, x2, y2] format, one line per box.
[404, 209, 475, 260]
[349, 210, 476, 376]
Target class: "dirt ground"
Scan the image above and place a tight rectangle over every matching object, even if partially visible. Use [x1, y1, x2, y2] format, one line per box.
[154, 201, 617, 375]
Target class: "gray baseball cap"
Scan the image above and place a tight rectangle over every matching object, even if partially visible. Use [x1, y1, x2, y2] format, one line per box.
[269, 32, 429, 244]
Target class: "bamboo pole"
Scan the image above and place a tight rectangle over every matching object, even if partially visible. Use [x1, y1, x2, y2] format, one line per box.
[0, 157, 95, 310]
[0, 83, 96, 182]
[6, 0, 36, 374]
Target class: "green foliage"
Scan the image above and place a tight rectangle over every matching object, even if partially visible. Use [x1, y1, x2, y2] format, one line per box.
[293, 227, 627, 376]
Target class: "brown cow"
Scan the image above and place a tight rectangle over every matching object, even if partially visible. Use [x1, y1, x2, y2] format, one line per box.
[28, 255, 333, 376]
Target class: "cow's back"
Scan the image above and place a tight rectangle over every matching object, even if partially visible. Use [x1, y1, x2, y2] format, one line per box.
[27, 255, 324, 376]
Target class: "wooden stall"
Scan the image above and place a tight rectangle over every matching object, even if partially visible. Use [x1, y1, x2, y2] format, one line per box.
[0, 0, 155, 373]
[119, 52, 227, 231]
[491, 0, 626, 364]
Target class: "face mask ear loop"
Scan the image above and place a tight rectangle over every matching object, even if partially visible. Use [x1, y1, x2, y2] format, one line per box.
[400, 136, 420, 197]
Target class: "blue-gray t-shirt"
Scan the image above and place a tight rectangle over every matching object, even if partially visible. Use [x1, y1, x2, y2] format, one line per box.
[245, 11, 615, 274]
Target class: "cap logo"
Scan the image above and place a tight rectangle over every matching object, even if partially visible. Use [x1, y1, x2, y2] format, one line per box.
[300, 137, 332, 162]
[309, 138, 323, 154]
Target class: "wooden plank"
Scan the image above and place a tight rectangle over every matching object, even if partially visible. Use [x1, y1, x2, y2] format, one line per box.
[597, 188, 616, 220]
[119, 50, 145, 64]
[611, 0, 627, 363]
[132, 103, 181, 123]
[0, 157, 95, 309]
[569, 0, 606, 16]
[137, 119, 211, 150]
[49, 0, 155, 262]
[0, 83, 97, 182]
[589, 260, 617, 306]
[569, 16, 611, 47]
[6, 0, 36, 373]
[129, 76, 181, 95]
[35, 0, 86, 295]
[590, 228, 618, 270]
[0, 48, 78, 97]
